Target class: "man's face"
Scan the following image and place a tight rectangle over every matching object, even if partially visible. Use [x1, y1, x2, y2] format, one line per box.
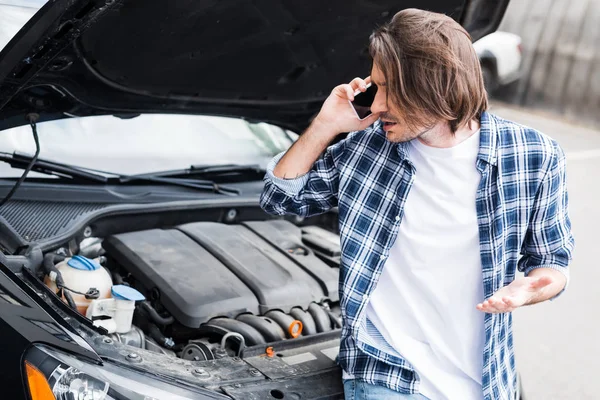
[370, 63, 431, 143]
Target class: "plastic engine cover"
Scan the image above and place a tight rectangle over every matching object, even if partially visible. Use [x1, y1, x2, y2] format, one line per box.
[103, 221, 339, 328]
[177, 221, 336, 313]
[242, 220, 339, 300]
[103, 229, 260, 327]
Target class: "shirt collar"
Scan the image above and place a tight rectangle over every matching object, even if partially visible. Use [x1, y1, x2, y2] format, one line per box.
[395, 141, 410, 161]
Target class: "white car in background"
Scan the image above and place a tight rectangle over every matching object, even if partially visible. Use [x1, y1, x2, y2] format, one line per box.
[474, 31, 523, 94]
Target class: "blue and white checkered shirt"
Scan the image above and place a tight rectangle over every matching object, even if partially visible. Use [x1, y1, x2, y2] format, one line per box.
[259, 111, 574, 400]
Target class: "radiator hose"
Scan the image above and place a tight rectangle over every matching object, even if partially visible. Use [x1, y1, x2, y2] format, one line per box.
[147, 323, 175, 349]
[139, 301, 175, 325]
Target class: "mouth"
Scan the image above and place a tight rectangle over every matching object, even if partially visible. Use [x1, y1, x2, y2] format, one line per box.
[382, 121, 397, 131]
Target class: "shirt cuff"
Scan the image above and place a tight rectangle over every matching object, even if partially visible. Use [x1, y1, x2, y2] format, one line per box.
[523, 264, 569, 301]
[266, 151, 310, 196]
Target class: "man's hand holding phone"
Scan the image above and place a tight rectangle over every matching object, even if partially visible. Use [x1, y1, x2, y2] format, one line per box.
[272, 76, 379, 180]
[313, 76, 380, 139]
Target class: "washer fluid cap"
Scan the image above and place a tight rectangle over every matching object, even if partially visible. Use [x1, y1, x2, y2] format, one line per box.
[111, 285, 145, 301]
[67, 255, 100, 271]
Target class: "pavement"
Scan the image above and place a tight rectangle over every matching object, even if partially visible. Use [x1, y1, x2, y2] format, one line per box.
[489, 102, 599, 399]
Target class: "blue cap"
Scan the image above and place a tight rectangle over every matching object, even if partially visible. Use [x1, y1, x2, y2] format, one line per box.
[111, 285, 145, 301]
[67, 255, 100, 271]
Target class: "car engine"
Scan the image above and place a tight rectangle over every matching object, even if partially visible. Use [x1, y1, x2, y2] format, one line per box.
[43, 219, 343, 362]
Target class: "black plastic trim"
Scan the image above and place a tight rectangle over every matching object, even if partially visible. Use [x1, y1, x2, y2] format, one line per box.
[26, 197, 262, 251]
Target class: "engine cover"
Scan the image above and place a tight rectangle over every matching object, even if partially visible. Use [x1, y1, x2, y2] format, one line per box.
[103, 221, 339, 328]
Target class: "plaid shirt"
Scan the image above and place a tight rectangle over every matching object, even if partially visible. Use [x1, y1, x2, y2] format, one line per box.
[259, 111, 574, 400]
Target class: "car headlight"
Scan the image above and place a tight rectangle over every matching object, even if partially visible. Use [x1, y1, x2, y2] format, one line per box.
[24, 344, 226, 400]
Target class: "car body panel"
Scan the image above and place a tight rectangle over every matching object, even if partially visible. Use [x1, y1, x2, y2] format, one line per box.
[0, 0, 509, 133]
[0, 255, 100, 398]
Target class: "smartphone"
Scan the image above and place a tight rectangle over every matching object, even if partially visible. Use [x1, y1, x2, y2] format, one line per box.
[349, 83, 377, 120]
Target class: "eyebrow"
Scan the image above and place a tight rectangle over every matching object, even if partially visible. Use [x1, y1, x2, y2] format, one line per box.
[371, 80, 386, 86]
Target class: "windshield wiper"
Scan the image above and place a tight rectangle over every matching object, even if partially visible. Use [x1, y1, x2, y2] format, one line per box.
[0, 153, 240, 196]
[128, 163, 265, 180]
[117, 174, 240, 195]
[190, 163, 265, 174]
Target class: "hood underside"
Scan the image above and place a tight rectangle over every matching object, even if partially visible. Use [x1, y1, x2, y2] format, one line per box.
[0, 0, 509, 132]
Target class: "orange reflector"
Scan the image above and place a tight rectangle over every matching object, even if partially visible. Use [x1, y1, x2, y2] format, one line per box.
[288, 320, 303, 338]
[25, 361, 56, 400]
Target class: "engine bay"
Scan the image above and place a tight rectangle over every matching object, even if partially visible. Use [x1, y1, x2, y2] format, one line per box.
[39, 218, 344, 363]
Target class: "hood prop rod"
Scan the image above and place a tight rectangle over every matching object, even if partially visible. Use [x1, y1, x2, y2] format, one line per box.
[0, 113, 40, 209]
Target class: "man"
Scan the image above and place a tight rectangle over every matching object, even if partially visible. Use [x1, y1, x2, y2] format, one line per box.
[260, 8, 574, 400]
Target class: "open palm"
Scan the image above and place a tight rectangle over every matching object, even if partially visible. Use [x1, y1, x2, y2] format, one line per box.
[476, 276, 553, 313]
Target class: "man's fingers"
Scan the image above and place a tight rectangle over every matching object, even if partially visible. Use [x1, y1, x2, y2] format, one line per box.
[349, 77, 368, 92]
[488, 298, 507, 312]
[335, 76, 370, 101]
[339, 84, 355, 101]
[477, 302, 498, 313]
[502, 297, 516, 307]
[477, 297, 513, 313]
[480, 299, 499, 313]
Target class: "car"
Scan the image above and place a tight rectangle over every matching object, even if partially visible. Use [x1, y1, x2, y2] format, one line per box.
[473, 30, 523, 94]
[0, 1, 511, 399]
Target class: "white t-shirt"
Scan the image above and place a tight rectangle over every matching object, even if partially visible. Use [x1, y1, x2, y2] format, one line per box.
[365, 130, 485, 399]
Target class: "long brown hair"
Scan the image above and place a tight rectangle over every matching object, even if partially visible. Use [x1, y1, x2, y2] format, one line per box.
[369, 8, 488, 133]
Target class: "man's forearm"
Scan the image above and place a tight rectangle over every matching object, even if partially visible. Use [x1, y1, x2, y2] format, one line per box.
[273, 119, 337, 179]
[525, 267, 568, 305]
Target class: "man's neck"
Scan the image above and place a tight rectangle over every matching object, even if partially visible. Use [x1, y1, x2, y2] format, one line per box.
[417, 119, 480, 148]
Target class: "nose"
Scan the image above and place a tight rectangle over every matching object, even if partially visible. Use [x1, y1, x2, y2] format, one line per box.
[370, 88, 387, 115]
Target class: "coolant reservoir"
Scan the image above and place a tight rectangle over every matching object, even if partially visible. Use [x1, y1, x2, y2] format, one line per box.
[45, 255, 113, 314]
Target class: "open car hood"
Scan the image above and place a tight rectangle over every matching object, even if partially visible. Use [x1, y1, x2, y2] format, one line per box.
[0, 0, 509, 132]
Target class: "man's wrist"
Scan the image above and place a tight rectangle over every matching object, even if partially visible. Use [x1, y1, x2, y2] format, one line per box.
[310, 116, 340, 142]
[524, 268, 567, 305]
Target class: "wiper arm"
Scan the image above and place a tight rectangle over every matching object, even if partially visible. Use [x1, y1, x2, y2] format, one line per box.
[189, 163, 265, 174]
[129, 163, 265, 179]
[117, 175, 241, 196]
[0, 153, 240, 195]
[0, 152, 109, 183]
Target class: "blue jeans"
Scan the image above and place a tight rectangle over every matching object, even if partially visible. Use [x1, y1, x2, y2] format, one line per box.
[343, 379, 430, 400]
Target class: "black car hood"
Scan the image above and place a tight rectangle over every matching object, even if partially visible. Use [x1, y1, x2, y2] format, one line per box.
[0, 0, 508, 132]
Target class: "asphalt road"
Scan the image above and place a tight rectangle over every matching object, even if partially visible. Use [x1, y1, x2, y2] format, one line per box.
[489, 103, 599, 399]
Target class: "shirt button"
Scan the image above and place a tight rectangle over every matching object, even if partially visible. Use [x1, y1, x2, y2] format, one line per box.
[395, 215, 400, 221]
[380, 255, 386, 260]
[363, 294, 369, 301]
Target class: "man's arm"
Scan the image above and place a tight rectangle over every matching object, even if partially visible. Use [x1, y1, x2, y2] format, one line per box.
[477, 142, 574, 313]
[260, 77, 380, 217]
[272, 118, 338, 180]
[273, 77, 380, 180]
[522, 268, 567, 305]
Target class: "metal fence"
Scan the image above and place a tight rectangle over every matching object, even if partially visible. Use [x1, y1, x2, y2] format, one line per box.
[494, 0, 600, 128]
